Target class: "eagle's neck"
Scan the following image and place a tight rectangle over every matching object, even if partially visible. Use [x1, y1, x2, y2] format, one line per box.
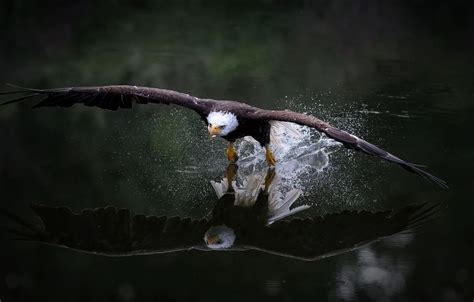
[207, 111, 239, 135]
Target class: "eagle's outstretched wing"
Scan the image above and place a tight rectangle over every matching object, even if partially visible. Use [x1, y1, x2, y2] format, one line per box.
[248, 109, 447, 188]
[242, 201, 441, 261]
[1, 204, 209, 256]
[0, 85, 214, 116]
[1, 85, 447, 188]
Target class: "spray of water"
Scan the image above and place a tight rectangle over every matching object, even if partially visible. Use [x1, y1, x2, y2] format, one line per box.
[234, 121, 341, 195]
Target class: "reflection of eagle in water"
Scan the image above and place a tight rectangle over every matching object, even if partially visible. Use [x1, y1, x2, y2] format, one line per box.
[1, 169, 441, 261]
[1, 84, 446, 187]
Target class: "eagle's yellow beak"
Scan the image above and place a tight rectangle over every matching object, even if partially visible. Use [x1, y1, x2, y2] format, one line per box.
[208, 125, 221, 138]
[206, 235, 219, 245]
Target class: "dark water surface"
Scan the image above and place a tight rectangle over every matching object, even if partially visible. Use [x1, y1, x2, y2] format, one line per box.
[0, 1, 473, 301]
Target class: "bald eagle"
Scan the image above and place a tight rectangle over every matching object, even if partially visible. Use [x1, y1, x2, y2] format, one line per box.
[0, 85, 446, 188]
[0, 168, 442, 261]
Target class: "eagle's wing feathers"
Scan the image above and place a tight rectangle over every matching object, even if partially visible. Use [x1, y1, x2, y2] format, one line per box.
[0, 85, 213, 116]
[1, 85, 446, 187]
[245, 202, 441, 261]
[248, 109, 447, 188]
[2, 204, 210, 256]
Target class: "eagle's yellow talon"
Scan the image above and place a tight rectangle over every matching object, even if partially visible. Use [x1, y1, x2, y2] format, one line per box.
[265, 145, 277, 166]
[226, 143, 238, 162]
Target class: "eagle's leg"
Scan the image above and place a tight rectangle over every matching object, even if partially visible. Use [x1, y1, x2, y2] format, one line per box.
[225, 163, 237, 192]
[265, 145, 277, 166]
[226, 143, 238, 163]
[263, 167, 276, 193]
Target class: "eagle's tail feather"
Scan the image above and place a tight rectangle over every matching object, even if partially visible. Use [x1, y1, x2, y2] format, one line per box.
[269, 121, 304, 150]
[267, 188, 309, 225]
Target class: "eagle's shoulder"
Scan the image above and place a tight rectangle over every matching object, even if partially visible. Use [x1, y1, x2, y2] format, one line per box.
[210, 100, 260, 115]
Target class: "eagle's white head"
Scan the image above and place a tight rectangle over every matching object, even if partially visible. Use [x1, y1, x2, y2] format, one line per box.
[207, 111, 239, 137]
[204, 224, 236, 249]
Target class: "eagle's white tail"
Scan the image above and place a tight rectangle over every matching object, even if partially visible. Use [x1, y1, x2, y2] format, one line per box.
[210, 178, 229, 199]
[269, 121, 305, 151]
[267, 188, 310, 225]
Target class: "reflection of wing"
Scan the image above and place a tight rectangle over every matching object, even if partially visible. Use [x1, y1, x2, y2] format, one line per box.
[0, 85, 214, 116]
[244, 202, 441, 261]
[3, 204, 209, 256]
[248, 109, 447, 188]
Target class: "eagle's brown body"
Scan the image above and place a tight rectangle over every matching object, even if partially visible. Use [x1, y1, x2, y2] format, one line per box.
[221, 117, 271, 146]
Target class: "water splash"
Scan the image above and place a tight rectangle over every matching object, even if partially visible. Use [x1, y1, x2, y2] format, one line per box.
[234, 121, 341, 194]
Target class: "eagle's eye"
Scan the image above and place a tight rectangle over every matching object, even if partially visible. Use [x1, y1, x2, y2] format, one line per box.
[218, 125, 225, 129]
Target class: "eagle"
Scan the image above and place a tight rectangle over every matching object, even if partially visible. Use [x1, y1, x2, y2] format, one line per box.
[0, 84, 446, 188]
[1, 167, 441, 261]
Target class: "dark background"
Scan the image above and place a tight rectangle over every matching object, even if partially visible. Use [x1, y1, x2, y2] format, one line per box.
[0, 0, 473, 301]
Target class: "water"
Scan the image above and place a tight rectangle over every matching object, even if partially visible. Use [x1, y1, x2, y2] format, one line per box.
[0, 1, 473, 301]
